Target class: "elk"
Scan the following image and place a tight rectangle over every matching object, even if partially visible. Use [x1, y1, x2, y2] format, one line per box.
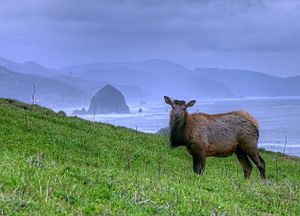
[164, 96, 266, 179]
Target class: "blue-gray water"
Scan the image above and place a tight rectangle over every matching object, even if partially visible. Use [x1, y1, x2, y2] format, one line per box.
[71, 97, 300, 157]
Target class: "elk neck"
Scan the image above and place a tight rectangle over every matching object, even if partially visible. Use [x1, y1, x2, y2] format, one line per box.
[169, 112, 189, 148]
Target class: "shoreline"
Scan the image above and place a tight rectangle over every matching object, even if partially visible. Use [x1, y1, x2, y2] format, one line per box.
[259, 148, 300, 160]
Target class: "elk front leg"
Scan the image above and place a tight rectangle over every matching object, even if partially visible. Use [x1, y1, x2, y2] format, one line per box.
[189, 142, 207, 175]
[192, 153, 206, 175]
[192, 153, 200, 173]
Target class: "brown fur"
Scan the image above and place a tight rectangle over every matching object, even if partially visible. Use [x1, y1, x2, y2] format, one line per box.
[238, 110, 259, 129]
[164, 96, 266, 179]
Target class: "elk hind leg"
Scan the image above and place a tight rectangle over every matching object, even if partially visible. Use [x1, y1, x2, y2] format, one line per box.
[235, 148, 253, 178]
[247, 151, 266, 179]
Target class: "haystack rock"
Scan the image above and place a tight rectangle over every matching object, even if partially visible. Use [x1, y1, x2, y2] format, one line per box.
[87, 84, 130, 114]
[72, 108, 87, 115]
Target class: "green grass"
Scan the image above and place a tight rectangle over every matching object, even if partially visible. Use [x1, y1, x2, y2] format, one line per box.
[0, 98, 299, 215]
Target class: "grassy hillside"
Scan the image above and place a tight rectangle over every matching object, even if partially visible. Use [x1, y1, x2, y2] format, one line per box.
[0, 99, 299, 215]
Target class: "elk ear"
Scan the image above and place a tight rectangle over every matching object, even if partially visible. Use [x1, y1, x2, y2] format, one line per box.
[164, 96, 173, 106]
[186, 100, 196, 108]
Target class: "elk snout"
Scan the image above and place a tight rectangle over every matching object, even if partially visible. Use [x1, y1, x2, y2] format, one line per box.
[175, 114, 180, 119]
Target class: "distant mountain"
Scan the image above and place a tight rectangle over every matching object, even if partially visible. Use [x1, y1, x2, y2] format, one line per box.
[194, 68, 300, 97]
[178, 76, 236, 99]
[61, 59, 234, 100]
[133, 59, 191, 77]
[79, 67, 156, 87]
[62, 66, 158, 100]
[116, 84, 145, 103]
[61, 59, 191, 79]
[0, 65, 88, 107]
[51, 75, 106, 95]
[0, 56, 59, 76]
[60, 61, 134, 74]
[4, 55, 299, 101]
[52, 75, 145, 103]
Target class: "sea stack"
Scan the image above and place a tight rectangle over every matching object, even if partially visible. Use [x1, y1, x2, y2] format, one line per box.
[87, 84, 130, 114]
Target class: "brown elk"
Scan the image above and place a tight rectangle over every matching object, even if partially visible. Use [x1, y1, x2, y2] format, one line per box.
[164, 96, 266, 179]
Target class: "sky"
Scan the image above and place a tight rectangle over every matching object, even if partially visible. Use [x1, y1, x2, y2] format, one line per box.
[0, 0, 300, 76]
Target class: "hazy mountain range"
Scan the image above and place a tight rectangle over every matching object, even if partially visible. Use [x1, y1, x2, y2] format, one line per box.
[0, 56, 300, 108]
[194, 68, 300, 97]
[0, 65, 87, 107]
[60, 59, 236, 99]
[0, 56, 59, 77]
[52, 75, 144, 103]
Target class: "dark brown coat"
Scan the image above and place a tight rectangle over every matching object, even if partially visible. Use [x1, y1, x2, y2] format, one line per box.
[164, 96, 266, 178]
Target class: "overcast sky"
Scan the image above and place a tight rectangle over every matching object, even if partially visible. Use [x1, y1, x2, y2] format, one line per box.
[0, 0, 300, 76]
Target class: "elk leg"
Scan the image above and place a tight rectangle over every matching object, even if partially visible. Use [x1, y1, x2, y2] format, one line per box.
[235, 148, 253, 178]
[199, 155, 206, 175]
[258, 154, 266, 179]
[192, 153, 206, 175]
[247, 151, 266, 179]
[189, 142, 206, 175]
[192, 153, 200, 173]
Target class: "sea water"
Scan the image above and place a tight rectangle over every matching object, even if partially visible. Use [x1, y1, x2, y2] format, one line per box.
[68, 97, 300, 157]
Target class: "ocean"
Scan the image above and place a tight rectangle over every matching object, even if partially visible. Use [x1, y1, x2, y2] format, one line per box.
[67, 97, 300, 157]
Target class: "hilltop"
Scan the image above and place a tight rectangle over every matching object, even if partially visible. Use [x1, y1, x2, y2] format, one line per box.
[0, 99, 299, 215]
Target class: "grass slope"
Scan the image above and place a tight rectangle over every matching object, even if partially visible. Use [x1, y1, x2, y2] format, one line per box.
[0, 98, 299, 215]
